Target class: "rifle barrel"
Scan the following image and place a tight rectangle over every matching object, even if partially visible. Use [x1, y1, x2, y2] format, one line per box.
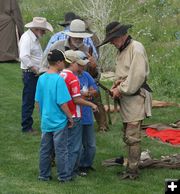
[97, 81, 113, 97]
[97, 81, 120, 105]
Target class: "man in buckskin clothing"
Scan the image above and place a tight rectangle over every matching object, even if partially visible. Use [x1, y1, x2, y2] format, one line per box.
[98, 21, 152, 180]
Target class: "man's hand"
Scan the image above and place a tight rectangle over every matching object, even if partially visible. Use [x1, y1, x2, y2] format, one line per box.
[30, 66, 39, 74]
[110, 87, 121, 99]
[86, 53, 97, 68]
[111, 80, 123, 90]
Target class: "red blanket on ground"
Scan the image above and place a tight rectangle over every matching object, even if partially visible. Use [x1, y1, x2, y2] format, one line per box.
[146, 128, 180, 145]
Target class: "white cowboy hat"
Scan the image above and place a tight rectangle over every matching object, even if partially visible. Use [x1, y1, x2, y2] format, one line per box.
[64, 19, 92, 38]
[25, 17, 53, 32]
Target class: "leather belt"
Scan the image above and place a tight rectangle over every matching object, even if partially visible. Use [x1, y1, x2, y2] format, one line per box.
[22, 69, 33, 73]
[132, 82, 153, 96]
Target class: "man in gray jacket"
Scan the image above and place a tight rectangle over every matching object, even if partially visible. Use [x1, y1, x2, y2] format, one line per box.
[98, 21, 152, 180]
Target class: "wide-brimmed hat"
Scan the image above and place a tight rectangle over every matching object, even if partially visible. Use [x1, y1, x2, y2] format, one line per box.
[65, 50, 89, 66]
[59, 12, 77, 27]
[25, 17, 53, 32]
[64, 19, 93, 38]
[97, 21, 132, 47]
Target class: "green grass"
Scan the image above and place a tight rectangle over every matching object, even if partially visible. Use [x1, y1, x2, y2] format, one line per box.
[0, 64, 179, 194]
[1, 0, 180, 193]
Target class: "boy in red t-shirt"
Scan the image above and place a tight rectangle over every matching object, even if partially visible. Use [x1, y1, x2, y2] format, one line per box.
[60, 50, 97, 178]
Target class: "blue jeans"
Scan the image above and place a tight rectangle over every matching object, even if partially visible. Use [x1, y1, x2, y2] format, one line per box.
[68, 118, 82, 176]
[21, 72, 38, 132]
[39, 126, 71, 181]
[80, 124, 96, 167]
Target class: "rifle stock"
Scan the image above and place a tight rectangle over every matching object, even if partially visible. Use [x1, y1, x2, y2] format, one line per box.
[97, 81, 112, 125]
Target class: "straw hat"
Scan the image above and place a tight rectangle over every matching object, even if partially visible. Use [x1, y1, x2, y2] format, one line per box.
[64, 19, 92, 38]
[25, 17, 53, 32]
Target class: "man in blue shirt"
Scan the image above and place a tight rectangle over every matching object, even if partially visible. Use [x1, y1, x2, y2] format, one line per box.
[35, 49, 73, 182]
[44, 12, 98, 59]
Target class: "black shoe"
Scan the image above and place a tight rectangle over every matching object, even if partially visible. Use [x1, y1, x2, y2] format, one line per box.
[38, 176, 52, 181]
[58, 177, 73, 183]
[86, 166, 96, 171]
[23, 128, 39, 135]
[77, 171, 87, 177]
[79, 167, 88, 172]
[78, 167, 88, 176]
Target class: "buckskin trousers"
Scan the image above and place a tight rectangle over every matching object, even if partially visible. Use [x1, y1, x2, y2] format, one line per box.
[123, 121, 142, 174]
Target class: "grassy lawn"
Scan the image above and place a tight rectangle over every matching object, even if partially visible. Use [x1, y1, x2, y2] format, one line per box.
[0, 63, 179, 194]
[0, 0, 179, 193]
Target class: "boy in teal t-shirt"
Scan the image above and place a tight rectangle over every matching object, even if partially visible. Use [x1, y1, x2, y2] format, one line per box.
[35, 49, 73, 182]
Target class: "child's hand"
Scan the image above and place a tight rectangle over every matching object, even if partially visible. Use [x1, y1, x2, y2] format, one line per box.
[92, 104, 98, 112]
[68, 118, 74, 128]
